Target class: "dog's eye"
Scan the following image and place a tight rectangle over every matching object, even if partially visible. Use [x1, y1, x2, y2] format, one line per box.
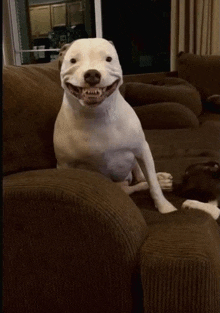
[106, 56, 112, 62]
[70, 58, 77, 64]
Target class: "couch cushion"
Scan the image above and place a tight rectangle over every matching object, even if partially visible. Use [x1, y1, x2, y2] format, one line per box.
[177, 52, 220, 101]
[143, 121, 220, 183]
[3, 61, 62, 176]
[199, 112, 220, 124]
[130, 121, 220, 223]
[122, 77, 202, 116]
[134, 102, 199, 129]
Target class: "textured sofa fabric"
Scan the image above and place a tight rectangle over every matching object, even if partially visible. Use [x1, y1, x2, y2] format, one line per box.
[121, 78, 202, 116]
[177, 52, 220, 102]
[3, 61, 62, 176]
[4, 168, 147, 313]
[144, 121, 220, 183]
[120, 76, 203, 129]
[140, 210, 220, 313]
[3, 59, 220, 313]
[133, 102, 199, 129]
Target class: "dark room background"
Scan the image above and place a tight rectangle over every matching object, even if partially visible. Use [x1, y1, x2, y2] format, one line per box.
[102, 0, 171, 74]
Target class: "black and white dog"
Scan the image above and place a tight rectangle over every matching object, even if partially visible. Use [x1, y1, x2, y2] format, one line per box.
[175, 162, 220, 220]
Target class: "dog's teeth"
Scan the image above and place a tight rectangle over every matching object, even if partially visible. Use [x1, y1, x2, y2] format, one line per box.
[82, 88, 103, 96]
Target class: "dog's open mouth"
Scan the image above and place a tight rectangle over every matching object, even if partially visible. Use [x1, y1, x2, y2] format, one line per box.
[66, 79, 120, 105]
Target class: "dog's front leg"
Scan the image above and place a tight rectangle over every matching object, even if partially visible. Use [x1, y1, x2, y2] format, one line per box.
[136, 141, 177, 214]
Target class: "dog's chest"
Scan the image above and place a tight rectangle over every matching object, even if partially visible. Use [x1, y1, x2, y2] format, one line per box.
[67, 122, 137, 180]
[77, 122, 134, 152]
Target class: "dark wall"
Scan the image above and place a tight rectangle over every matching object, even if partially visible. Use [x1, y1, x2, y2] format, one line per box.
[102, 0, 171, 74]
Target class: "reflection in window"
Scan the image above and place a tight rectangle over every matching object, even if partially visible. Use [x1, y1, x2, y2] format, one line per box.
[29, 0, 87, 63]
[14, 0, 94, 64]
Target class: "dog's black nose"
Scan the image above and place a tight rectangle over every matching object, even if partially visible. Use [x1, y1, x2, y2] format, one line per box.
[84, 69, 101, 86]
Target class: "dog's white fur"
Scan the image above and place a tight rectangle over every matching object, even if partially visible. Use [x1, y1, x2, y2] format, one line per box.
[182, 200, 220, 220]
[54, 38, 219, 218]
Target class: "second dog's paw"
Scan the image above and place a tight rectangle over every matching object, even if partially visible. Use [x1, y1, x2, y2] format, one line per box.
[157, 172, 173, 191]
[182, 200, 220, 220]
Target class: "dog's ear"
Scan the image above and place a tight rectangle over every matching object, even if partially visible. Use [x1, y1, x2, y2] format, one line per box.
[58, 43, 71, 70]
[108, 40, 115, 47]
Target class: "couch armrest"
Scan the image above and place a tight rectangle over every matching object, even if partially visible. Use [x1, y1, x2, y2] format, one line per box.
[3, 168, 148, 313]
[140, 210, 220, 313]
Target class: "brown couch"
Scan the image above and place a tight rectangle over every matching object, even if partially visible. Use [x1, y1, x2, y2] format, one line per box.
[3, 52, 220, 313]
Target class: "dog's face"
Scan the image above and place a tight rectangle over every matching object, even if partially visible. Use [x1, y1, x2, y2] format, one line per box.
[184, 162, 220, 178]
[180, 162, 220, 202]
[60, 38, 123, 107]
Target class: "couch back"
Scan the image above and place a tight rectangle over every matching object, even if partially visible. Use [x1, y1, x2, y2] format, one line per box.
[3, 61, 63, 176]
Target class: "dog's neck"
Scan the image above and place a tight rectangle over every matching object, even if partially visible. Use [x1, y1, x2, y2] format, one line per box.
[64, 89, 123, 122]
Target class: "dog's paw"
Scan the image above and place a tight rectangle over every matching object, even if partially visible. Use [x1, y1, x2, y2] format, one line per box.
[182, 200, 220, 220]
[157, 172, 173, 191]
[157, 199, 177, 214]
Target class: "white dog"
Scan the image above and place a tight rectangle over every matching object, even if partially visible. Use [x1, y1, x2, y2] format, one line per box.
[54, 38, 219, 218]
[54, 38, 176, 214]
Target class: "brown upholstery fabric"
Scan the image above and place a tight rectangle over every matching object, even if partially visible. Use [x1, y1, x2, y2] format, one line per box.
[177, 52, 220, 101]
[122, 70, 178, 84]
[140, 210, 220, 313]
[3, 60, 220, 313]
[130, 184, 220, 312]
[3, 168, 148, 313]
[3, 61, 62, 176]
[199, 112, 220, 124]
[133, 102, 199, 129]
[121, 78, 202, 116]
[144, 121, 220, 183]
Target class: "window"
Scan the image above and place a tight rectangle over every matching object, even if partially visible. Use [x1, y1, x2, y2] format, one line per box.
[5, 0, 171, 73]
[6, 0, 97, 65]
[102, 0, 171, 74]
